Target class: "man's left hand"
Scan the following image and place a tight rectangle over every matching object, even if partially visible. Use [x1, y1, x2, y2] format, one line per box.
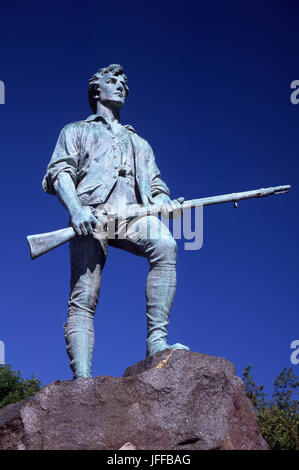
[154, 194, 185, 218]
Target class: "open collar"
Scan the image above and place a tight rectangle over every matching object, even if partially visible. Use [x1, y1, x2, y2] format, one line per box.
[85, 114, 136, 133]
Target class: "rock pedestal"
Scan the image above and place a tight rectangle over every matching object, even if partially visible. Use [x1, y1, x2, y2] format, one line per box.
[0, 350, 268, 450]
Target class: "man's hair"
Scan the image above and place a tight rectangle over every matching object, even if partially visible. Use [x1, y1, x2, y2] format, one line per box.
[88, 64, 129, 113]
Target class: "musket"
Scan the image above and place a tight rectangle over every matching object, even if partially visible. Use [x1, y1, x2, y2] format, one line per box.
[27, 185, 291, 260]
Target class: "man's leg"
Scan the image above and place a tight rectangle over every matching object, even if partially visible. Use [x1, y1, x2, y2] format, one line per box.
[64, 234, 107, 378]
[110, 215, 189, 356]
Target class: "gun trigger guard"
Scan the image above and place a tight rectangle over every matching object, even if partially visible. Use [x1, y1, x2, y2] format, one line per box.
[233, 201, 238, 208]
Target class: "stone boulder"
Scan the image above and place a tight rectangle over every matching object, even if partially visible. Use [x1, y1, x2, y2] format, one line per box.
[0, 350, 268, 450]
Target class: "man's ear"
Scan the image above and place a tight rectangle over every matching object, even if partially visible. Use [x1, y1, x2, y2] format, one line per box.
[93, 84, 100, 100]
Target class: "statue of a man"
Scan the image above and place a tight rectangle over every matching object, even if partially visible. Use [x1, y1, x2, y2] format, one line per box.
[42, 64, 189, 379]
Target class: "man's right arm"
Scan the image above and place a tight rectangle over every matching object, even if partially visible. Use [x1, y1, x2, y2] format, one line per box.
[53, 173, 98, 236]
[43, 123, 97, 236]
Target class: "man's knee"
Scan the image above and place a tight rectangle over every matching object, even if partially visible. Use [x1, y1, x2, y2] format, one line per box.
[149, 236, 178, 264]
[69, 279, 100, 316]
[161, 236, 178, 255]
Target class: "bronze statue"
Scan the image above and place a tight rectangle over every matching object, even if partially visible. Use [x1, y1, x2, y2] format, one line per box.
[42, 64, 189, 379]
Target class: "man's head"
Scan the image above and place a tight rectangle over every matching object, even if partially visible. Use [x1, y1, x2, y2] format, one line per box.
[88, 64, 129, 113]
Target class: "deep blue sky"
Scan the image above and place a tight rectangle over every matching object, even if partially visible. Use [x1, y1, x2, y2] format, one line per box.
[0, 0, 298, 397]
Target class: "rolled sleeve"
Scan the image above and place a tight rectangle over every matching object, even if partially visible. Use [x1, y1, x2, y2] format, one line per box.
[42, 123, 80, 195]
[147, 144, 170, 198]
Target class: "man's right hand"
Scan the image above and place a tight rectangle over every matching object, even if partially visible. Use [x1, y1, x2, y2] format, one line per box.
[70, 207, 99, 236]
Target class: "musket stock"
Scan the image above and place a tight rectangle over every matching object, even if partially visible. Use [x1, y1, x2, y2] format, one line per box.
[27, 227, 75, 260]
[27, 184, 291, 260]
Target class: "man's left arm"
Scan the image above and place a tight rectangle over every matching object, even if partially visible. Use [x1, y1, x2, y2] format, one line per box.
[147, 144, 184, 217]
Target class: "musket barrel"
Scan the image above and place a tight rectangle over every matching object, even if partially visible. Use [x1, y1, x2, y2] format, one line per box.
[119, 185, 291, 218]
[181, 185, 291, 209]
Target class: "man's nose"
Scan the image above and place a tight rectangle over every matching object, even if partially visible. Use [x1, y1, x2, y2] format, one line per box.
[116, 82, 124, 92]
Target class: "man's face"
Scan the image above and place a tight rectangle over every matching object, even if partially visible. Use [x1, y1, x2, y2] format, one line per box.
[98, 72, 127, 108]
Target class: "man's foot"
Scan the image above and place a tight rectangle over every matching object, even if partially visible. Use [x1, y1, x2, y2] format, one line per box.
[146, 339, 189, 357]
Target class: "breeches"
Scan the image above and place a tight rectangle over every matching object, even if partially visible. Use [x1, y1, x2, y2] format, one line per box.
[68, 215, 178, 317]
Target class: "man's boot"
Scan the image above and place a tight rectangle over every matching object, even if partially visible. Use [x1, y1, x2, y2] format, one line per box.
[63, 312, 94, 379]
[145, 265, 189, 356]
